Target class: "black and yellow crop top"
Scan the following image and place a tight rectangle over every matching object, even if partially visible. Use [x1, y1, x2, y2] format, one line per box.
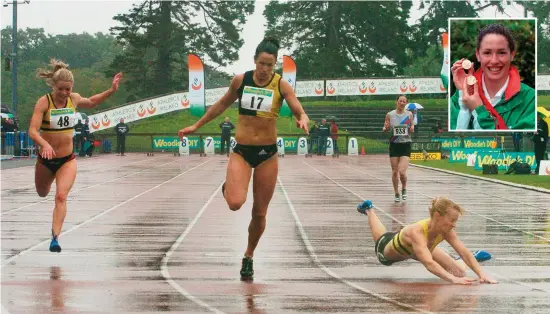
[237, 70, 284, 119]
[40, 94, 76, 134]
[392, 218, 445, 256]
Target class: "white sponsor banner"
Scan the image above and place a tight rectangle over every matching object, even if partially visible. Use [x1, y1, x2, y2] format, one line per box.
[296, 80, 325, 97]
[88, 75, 548, 133]
[206, 87, 228, 106]
[325, 79, 359, 96]
[538, 75, 550, 91]
[325, 78, 447, 96]
[89, 92, 188, 133]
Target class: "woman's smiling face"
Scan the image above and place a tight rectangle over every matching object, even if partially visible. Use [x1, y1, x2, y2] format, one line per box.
[476, 33, 515, 83]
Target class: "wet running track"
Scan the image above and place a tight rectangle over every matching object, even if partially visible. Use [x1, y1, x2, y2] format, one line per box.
[2, 153, 549, 313]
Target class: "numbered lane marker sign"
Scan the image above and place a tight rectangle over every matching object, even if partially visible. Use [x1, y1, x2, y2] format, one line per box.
[230, 136, 237, 153]
[297, 137, 308, 156]
[276, 137, 285, 156]
[179, 137, 190, 156]
[204, 136, 215, 155]
[348, 137, 358, 156]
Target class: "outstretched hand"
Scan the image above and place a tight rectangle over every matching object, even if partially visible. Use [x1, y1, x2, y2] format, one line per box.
[178, 125, 198, 139]
[479, 273, 498, 284]
[296, 114, 309, 135]
[111, 72, 123, 92]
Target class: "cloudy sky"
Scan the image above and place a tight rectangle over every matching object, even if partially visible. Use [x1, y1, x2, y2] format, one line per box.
[1, 0, 528, 75]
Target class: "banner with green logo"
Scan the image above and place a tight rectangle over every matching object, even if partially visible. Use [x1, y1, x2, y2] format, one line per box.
[152, 136, 305, 152]
[152, 136, 222, 151]
[431, 138, 462, 149]
[449, 149, 499, 163]
[432, 138, 497, 150]
[473, 152, 536, 170]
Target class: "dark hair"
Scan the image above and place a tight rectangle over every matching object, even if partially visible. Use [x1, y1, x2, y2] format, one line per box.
[477, 24, 515, 52]
[396, 94, 407, 102]
[254, 37, 280, 60]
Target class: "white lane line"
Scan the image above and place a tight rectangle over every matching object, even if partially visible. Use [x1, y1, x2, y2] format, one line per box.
[1, 156, 153, 193]
[160, 181, 225, 314]
[278, 175, 432, 313]
[1, 160, 210, 267]
[1, 159, 179, 216]
[306, 160, 550, 294]
[344, 163, 550, 243]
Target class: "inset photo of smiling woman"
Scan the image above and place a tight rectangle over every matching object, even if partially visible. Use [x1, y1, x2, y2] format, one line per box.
[448, 18, 537, 132]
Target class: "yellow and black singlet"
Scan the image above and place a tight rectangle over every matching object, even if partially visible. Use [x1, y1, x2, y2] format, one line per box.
[237, 70, 284, 119]
[40, 94, 76, 134]
[392, 218, 445, 256]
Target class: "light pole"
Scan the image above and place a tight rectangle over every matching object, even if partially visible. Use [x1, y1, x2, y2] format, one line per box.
[3, 0, 30, 118]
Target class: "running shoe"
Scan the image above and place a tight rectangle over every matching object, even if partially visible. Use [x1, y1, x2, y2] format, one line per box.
[455, 250, 492, 262]
[472, 250, 492, 262]
[401, 189, 407, 200]
[49, 234, 61, 253]
[394, 194, 401, 202]
[240, 256, 254, 281]
[357, 200, 373, 215]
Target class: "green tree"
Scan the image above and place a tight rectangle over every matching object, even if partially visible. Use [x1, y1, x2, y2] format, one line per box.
[2, 27, 129, 129]
[402, 45, 442, 77]
[513, 1, 550, 72]
[263, 1, 413, 79]
[107, 0, 254, 98]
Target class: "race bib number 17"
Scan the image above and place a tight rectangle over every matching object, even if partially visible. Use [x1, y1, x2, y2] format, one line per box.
[240, 86, 274, 113]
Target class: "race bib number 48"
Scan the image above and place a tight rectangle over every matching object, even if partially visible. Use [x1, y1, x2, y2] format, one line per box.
[50, 108, 75, 129]
[241, 86, 274, 113]
[393, 125, 409, 136]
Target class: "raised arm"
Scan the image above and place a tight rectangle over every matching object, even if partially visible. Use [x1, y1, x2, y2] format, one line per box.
[193, 74, 242, 130]
[75, 72, 123, 109]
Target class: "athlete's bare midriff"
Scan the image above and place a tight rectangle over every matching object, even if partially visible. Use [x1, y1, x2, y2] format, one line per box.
[235, 115, 278, 145]
[40, 132, 74, 157]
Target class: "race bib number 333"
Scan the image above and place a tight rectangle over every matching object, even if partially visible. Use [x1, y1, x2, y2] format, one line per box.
[241, 86, 274, 113]
[393, 125, 409, 136]
[50, 108, 75, 129]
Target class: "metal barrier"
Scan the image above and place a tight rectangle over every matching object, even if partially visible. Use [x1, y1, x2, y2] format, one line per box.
[91, 132, 543, 156]
[1, 131, 37, 158]
[1, 130, 542, 158]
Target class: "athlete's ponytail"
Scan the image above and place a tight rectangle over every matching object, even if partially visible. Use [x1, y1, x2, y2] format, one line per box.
[37, 58, 74, 87]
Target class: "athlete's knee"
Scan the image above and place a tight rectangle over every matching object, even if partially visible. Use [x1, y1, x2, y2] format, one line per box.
[451, 268, 466, 277]
[37, 189, 49, 198]
[399, 171, 407, 179]
[392, 169, 399, 175]
[36, 184, 50, 198]
[55, 191, 69, 203]
[226, 196, 246, 211]
[251, 209, 267, 219]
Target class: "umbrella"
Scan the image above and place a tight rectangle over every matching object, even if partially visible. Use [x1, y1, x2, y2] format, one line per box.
[75, 112, 89, 123]
[406, 103, 424, 111]
[537, 107, 550, 118]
